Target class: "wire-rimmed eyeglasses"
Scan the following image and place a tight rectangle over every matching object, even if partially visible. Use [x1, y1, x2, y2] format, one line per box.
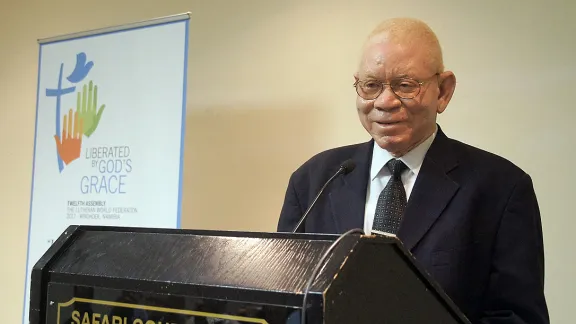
[354, 73, 439, 100]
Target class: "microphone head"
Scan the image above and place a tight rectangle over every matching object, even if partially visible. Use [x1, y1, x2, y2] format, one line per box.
[340, 159, 356, 174]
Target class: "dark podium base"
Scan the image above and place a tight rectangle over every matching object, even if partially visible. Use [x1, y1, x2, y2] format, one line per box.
[30, 225, 469, 324]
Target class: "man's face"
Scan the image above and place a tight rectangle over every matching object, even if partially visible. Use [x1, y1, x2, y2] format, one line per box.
[355, 39, 450, 156]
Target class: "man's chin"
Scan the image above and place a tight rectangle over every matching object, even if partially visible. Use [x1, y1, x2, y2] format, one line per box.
[373, 135, 408, 156]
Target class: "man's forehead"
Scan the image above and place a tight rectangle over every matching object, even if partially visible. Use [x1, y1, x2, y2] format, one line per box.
[374, 53, 386, 65]
[364, 40, 409, 61]
[360, 45, 414, 76]
[358, 40, 435, 78]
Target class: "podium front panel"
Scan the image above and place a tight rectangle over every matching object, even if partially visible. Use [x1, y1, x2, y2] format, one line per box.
[45, 282, 312, 324]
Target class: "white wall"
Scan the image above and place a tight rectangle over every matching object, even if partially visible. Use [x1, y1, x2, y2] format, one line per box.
[1, 0, 574, 322]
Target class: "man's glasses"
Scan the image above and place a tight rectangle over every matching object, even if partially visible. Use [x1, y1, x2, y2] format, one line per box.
[354, 73, 439, 100]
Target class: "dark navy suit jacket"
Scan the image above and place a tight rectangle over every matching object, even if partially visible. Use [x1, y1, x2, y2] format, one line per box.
[277, 127, 549, 323]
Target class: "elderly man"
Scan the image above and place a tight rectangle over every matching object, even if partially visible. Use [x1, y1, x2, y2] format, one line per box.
[277, 18, 548, 323]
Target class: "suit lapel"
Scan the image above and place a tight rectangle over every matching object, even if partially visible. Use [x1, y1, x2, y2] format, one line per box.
[328, 140, 373, 233]
[397, 128, 460, 251]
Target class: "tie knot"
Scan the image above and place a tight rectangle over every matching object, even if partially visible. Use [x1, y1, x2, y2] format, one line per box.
[386, 159, 407, 177]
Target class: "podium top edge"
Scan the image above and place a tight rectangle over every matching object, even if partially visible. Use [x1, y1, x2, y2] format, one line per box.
[61, 225, 402, 246]
[66, 225, 350, 241]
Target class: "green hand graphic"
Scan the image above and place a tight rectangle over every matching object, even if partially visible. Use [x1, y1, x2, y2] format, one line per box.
[77, 80, 105, 137]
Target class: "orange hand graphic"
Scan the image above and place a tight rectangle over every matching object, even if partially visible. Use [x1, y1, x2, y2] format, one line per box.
[54, 109, 84, 165]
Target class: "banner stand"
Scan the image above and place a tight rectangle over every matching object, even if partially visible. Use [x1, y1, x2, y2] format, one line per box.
[23, 12, 191, 324]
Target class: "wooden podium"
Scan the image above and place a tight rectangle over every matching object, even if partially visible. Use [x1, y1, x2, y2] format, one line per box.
[29, 225, 470, 323]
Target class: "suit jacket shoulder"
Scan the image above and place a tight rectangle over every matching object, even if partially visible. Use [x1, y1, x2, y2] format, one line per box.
[277, 140, 373, 232]
[435, 135, 529, 187]
[291, 141, 371, 177]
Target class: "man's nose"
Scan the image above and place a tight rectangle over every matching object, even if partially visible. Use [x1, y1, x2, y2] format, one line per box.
[373, 86, 401, 110]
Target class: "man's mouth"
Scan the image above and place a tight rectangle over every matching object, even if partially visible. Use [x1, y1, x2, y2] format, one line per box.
[375, 120, 402, 125]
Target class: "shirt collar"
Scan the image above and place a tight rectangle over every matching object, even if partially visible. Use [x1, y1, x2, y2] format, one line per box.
[370, 127, 437, 180]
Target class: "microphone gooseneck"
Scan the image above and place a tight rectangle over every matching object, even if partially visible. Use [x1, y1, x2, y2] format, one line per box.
[291, 159, 356, 233]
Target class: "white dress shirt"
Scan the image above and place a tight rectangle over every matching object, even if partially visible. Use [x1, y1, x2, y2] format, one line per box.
[363, 129, 437, 235]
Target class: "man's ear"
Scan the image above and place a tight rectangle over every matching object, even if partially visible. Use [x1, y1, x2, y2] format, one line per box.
[437, 71, 456, 114]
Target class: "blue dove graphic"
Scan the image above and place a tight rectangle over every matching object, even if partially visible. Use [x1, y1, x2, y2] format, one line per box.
[66, 52, 94, 83]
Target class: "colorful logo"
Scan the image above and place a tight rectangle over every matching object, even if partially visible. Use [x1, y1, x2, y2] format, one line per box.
[46, 52, 106, 172]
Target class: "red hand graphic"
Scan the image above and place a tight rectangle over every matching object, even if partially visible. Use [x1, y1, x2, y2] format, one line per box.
[54, 108, 84, 165]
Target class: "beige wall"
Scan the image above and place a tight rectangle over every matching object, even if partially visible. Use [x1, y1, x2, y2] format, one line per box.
[1, 0, 574, 322]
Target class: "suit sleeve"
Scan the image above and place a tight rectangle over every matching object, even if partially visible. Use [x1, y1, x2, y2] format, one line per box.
[480, 173, 549, 324]
[277, 173, 305, 232]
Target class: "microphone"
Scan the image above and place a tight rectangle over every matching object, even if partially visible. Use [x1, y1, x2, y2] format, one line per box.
[292, 159, 356, 233]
